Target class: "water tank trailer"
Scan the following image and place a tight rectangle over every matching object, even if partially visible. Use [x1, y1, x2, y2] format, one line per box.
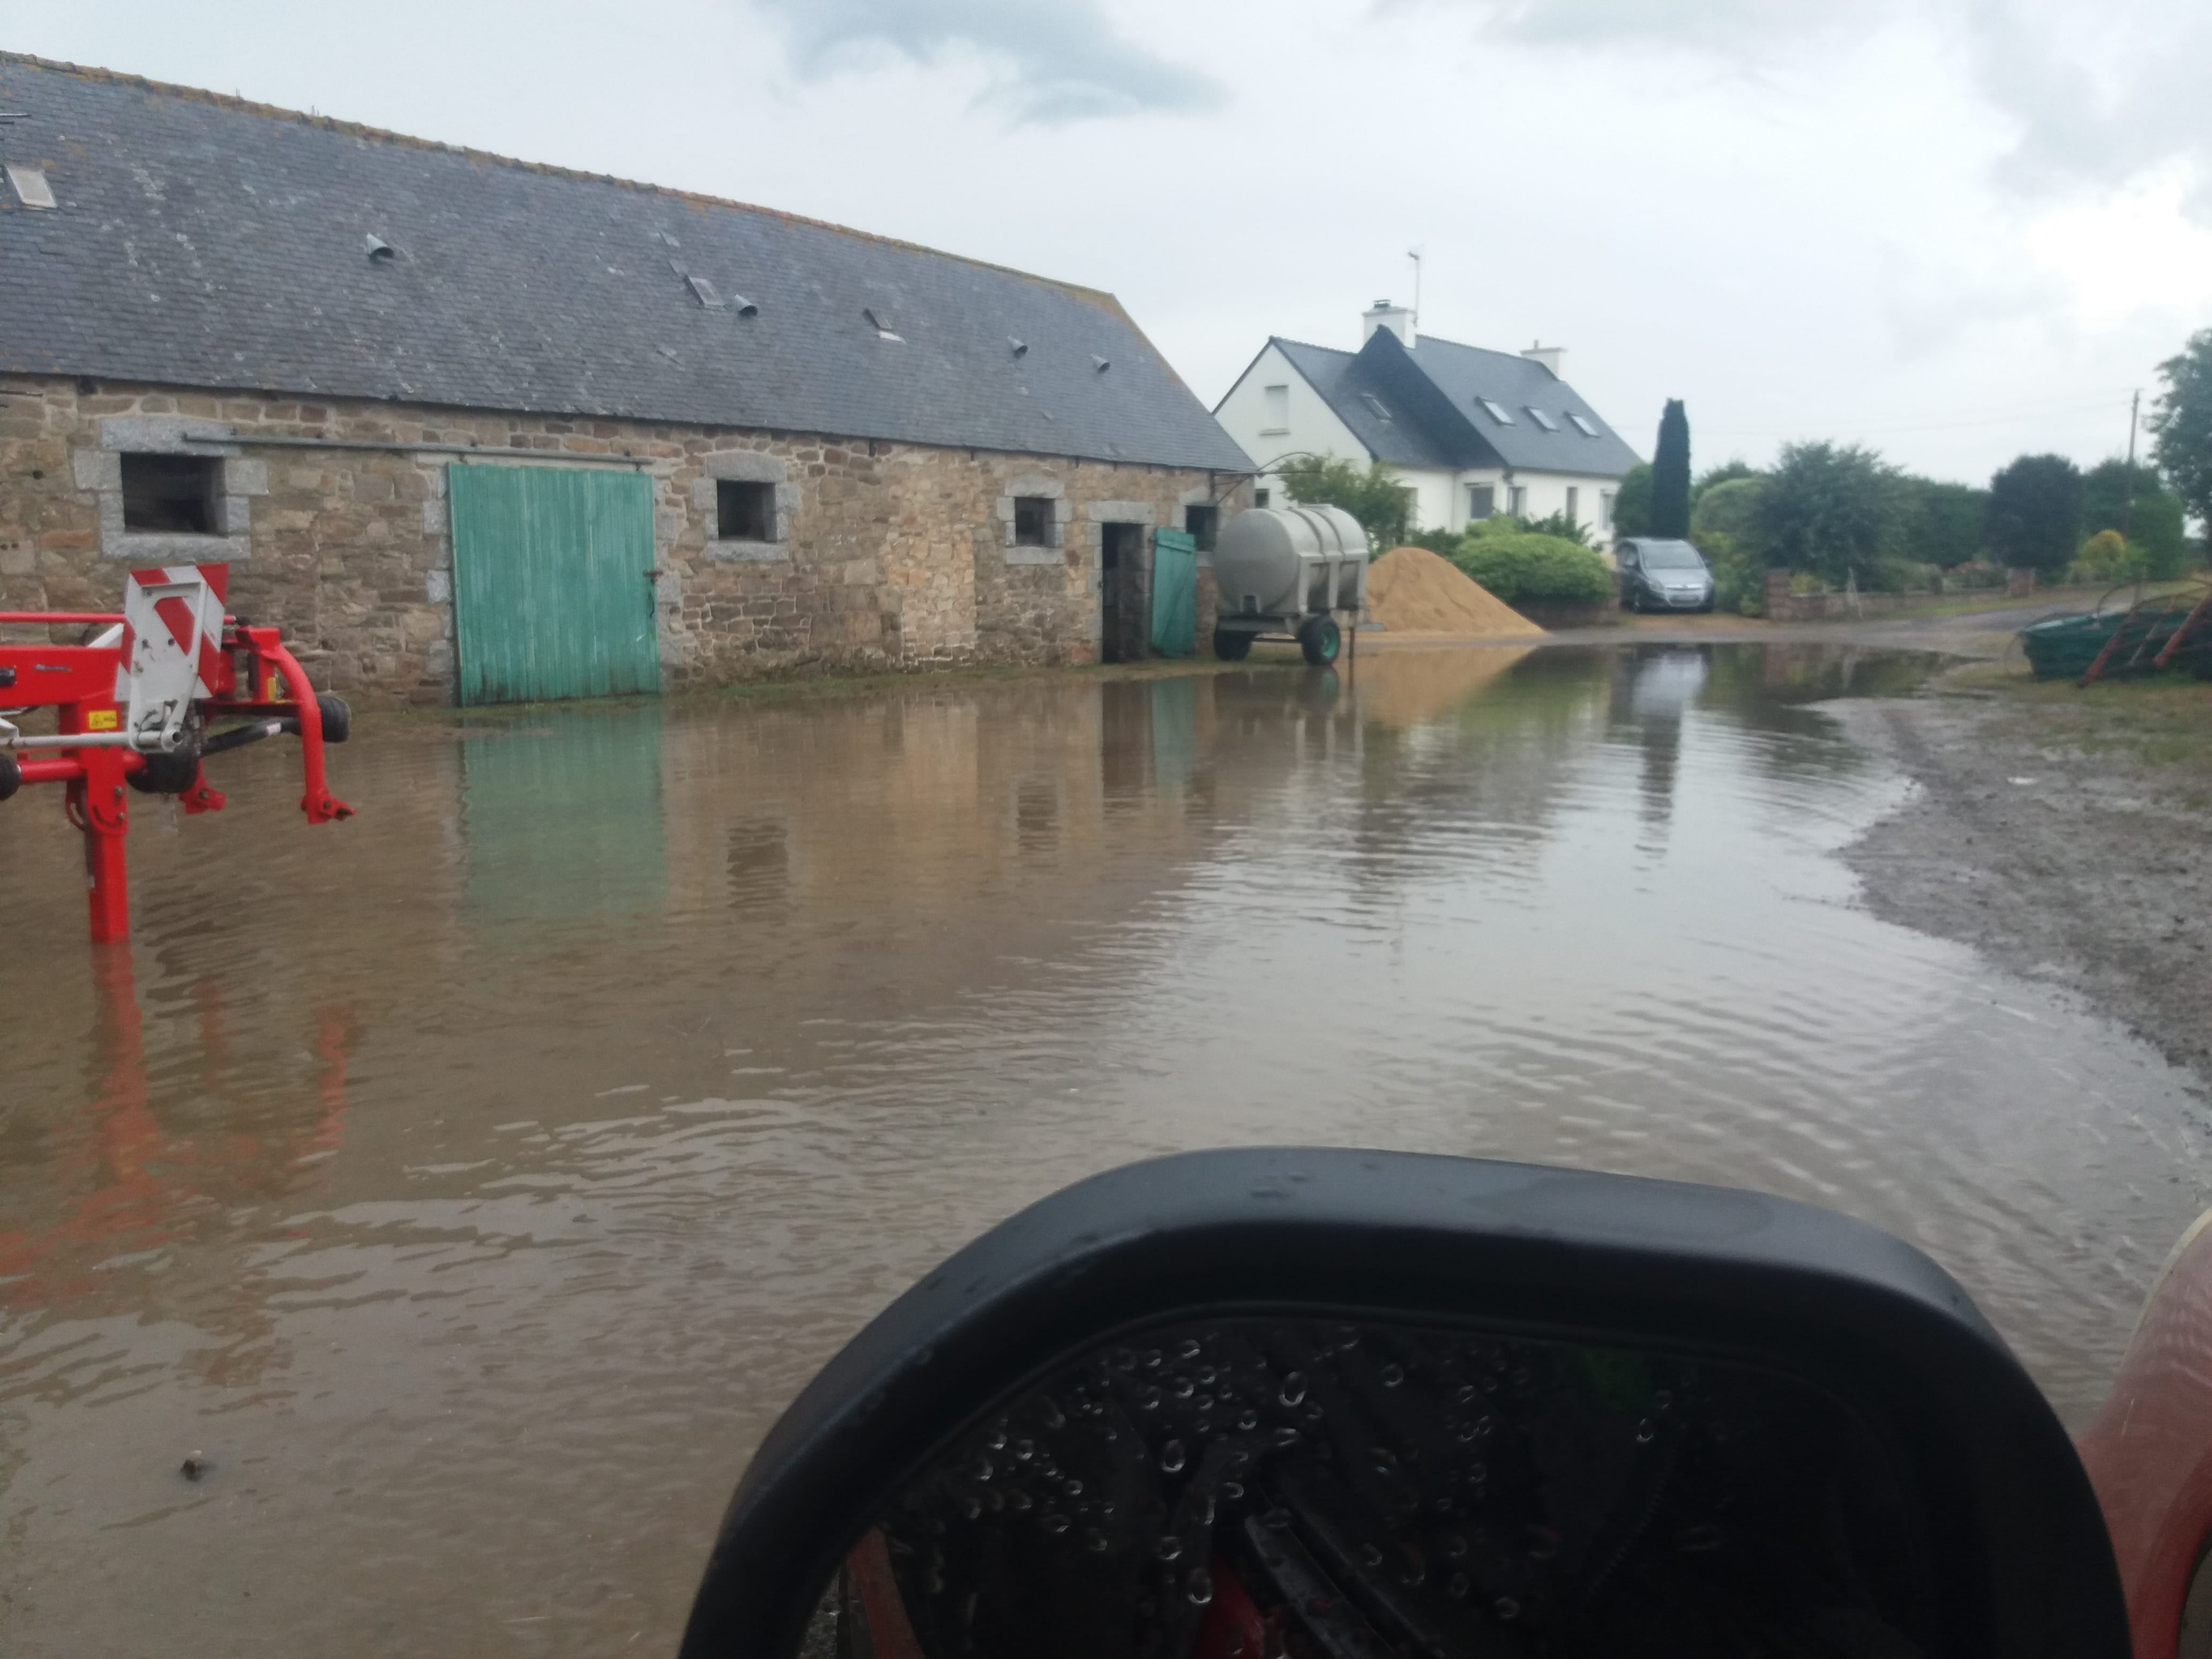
[1209, 505, 1370, 666]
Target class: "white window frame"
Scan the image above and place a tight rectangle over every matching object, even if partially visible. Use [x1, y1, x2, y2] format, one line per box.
[1261, 384, 1290, 435]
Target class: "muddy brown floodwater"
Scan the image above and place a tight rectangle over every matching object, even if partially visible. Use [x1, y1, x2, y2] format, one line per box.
[2, 642, 2206, 1657]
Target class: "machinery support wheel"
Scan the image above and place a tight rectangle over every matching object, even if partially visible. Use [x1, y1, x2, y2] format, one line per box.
[1213, 627, 1254, 662]
[1298, 615, 1341, 667]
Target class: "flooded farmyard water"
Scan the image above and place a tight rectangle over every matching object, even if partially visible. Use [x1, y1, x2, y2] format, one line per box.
[2, 642, 2204, 1657]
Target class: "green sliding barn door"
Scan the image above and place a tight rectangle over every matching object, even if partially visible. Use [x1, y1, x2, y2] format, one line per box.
[448, 464, 661, 706]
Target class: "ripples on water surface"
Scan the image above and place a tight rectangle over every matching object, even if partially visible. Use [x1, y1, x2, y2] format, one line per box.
[1, 642, 2203, 1656]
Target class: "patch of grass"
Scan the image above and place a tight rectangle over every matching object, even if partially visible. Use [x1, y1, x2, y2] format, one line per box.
[1934, 656, 2212, 770]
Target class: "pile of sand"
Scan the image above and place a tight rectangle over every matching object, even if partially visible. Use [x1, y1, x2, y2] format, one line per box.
[1364, 545, 1546, 638]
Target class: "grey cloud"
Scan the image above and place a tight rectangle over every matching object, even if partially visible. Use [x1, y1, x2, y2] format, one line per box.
[755, 0, 1227, 125]
[1433, 0, 2212, 218]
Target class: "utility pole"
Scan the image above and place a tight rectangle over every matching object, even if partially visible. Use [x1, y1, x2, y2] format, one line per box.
[2121, 388, 2140, 543]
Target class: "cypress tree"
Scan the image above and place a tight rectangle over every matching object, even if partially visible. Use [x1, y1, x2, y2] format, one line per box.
[1651, 400, 1692, 538]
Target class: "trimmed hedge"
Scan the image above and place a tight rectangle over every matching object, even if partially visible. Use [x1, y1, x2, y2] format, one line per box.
[1452, 533, 1615, 606]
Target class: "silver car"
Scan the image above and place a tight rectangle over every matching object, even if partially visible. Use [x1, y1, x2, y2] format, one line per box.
[1617, 538, 1716, 612]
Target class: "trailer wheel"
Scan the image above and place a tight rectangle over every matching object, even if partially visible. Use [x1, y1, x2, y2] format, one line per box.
[1298, 615, 1341, 666]
[317, 693, 352, 744]
[1212, 627, 1253, 662]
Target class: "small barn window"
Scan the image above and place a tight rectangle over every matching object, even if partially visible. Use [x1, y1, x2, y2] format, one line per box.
[1261, 384, 1289, 433]
[121, 454, 220, 534]
[1254, 488, 1271, 508]
[717, 479, 775, 541]
[1013, 496, 1054, 547]
[1467, 484, 1496, 521]
[1183, 504, 1218, 551]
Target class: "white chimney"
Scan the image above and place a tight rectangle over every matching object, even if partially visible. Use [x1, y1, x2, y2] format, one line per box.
[1521, 342, 1565, 378]
[1362, 299, 1414, 348]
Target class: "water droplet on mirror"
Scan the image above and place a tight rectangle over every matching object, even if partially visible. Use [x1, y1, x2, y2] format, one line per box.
[987, 1426, 1008, 1451]
[1085, 1528, 1111, 1554]
[1041, 1397, 1066, 1430]
[1358, 1544, 1384, 1568]
[1178, 1339, 1201, 1361]
[1007, 1490, 1032, 1512]
[1160, 1440, 1187, 1474]
[1443, 1533, 1468, 1559]
[1112, 1348, 1137, 1371]
[1223, 1481, 1245, 1500]
[1144, 1349, 1163, 1371]
[1197, 1365, 1217, 1385]
[1043, 1513, 1071, 1534]
[1456, 1422, 1478, 1443]
[1015, 1438, 1035, 1461]
[1654, 1389, 1673, 1411]
[1064, 1479, 1085, 1497]
[1263, 1507, 1292, 1530]
[1454, 1384, 1476, 1404]
[962, 1497, 982, 1519]
[1273, 1427, 1302, 1448]
[1494, 1596, 1520, 1621]
[1636, 1418, 1656, 1444]
[1279, 1372, 1309, 1407]
[972, 1456, 993, 1482]
[1447, 1573, 1470, 1600]
[1185, 1566, 1214, 1606]
[1380, 1363, 1405, 1388]
[1237, 1409, 1258, 1431]
[1138, 1386, 1162, 1411]
[1156, 1534, 1184, 1561]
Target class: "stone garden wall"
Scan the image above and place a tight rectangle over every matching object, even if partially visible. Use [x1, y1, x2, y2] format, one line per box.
[0, 376, 1244, 706]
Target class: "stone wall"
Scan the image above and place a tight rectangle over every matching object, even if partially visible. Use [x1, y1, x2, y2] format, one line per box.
[0, 377, 1248, 706]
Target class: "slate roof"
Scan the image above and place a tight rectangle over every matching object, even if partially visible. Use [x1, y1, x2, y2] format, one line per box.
[1261, 330, 1640, 479]
[0, 54, 1251, 473]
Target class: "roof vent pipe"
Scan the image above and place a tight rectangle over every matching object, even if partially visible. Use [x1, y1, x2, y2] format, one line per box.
[1092, 355, 1111, 373]
[1010, 338, 1028, 358]
[364, 234, 395, 261]
[731, 294, 760, 319]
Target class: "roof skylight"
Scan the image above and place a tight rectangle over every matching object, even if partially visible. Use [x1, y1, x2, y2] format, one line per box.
[1526, 408, 1560, 432]
[6, 165, 55, 210]
[1477, 399, 1514, 425]
[864, 308, 903, 342]
[1360, 393, 1392, 422]
[686, 275, 725, 308]
[1568, 413, 1600, 437]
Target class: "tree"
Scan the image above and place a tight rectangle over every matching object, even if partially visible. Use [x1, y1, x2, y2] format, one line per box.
[2149, 328, 2212, 533]
[1751, 440, 1908, 586]
[1650, 400, 1691, 537]
[1611, 462, 1654, 538]
[1901, 479, 1989, 567]
[2082, 459, 2187, 578]
[1693, 458, 1759, 499]
[1690, 476, 1769, 556]
[1985, 454, 2084, 574]
[1276, 455, 1413, 548]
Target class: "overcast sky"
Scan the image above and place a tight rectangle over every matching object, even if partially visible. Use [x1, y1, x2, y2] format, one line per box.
[6, 0, 2209, 483]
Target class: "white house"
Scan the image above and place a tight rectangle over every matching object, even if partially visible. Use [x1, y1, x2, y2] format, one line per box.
[1214, 302, 1642, 542]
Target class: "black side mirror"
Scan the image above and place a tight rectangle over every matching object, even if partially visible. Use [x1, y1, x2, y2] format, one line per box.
[678, 1149, 2125, 1658]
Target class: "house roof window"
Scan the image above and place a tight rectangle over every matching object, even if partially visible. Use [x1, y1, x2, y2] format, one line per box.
[1568, 413, 1600, 437]
[1477, 398, 1514, 425]
[1359, 393, 1392, 422]
[1526, 408, 1560, 432]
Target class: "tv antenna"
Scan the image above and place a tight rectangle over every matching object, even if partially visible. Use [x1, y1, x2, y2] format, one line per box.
[1407, 246, 1424, 330]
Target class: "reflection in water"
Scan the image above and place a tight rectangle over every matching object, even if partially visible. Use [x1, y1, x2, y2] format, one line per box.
[838, 1317, 1932, 1659]
[0, 644, 2200, 1658]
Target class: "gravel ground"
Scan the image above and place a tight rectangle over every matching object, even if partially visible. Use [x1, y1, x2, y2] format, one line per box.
[1828, 660, 2212, 1087]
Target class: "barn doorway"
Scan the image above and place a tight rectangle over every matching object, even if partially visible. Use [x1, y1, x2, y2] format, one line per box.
[1099, 522, 1147, 664]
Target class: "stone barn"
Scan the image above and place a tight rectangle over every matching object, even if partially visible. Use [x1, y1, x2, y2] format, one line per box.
[0, 55, 1252, 706]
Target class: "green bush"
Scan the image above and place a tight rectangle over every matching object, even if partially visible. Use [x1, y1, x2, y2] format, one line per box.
[1406, 527, 1463, 557]
[1453, 533, 1615, 606]
[1942, 561, 2006, 591]
[2069, 528, 2141, 585]
[1868, 558, 1941, 593]
[1519, 509, 1594, 548]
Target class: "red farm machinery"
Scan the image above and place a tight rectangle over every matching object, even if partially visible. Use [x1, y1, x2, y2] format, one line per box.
[1, 563, 352, 943]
